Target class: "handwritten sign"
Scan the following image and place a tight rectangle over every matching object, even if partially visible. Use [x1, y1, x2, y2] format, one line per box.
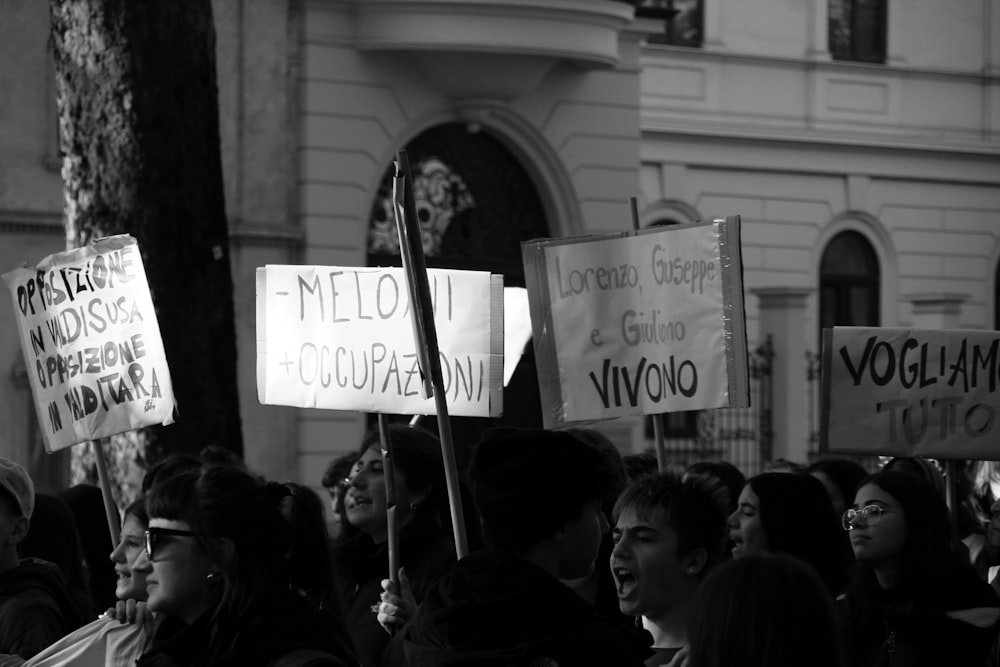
[522, 217, 748, 427]
[256, 265, 503, 416]
[822, 327, 1000, 460]
[3, 235, 176, 453]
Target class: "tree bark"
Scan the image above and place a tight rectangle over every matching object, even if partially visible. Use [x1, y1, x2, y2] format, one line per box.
[50, 0, 243, 499]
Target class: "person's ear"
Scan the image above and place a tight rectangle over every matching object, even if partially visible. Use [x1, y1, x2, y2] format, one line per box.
[684, 547, 709, 577]
[551, 522, 570, 545]
[407, 484, 432, 510]
[552, 509, 583, 545]
[8, 516, 29, 546]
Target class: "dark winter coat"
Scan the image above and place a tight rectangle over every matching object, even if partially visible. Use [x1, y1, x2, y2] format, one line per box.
[402, 547, 652, 667]
[331, 513, 456, 667]
[841, 565, 1000, 667]
[0, 557, 86, 658]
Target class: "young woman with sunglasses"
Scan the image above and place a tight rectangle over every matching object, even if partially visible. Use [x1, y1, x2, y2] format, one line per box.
[131, 464, 358, 667]
[841, 470, 1000, 666]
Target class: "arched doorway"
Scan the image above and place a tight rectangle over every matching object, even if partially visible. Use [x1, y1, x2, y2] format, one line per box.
[366, 123, 550, 461]
[367, 122, 549, 284]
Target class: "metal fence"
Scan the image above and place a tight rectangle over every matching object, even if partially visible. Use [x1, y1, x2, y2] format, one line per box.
[645, 336, 887, 476]
[655, 336, 774, 476]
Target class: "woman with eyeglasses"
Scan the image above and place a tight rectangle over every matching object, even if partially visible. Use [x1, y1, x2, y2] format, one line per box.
[331, 424, 469, 667]
[841, 470, 1000, 667]
[728, 472, 853, 596]
[130, 464, 358, 667]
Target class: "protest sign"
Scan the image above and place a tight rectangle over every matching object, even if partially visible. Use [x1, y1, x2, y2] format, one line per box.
[3, 235, 176, 453]
[256, 265, 503, 417]
[522, 217, 748, 428]
[503, 287, 532, 387]
[822, 327, 1000, 460]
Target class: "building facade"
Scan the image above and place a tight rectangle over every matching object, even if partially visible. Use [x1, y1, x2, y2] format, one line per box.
[1, 0, 998, 491]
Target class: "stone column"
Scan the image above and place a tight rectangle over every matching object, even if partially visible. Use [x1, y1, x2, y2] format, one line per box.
[752, 287, 814, 466]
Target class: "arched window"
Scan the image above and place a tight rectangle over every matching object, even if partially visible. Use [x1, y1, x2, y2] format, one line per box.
[366, 123, 550, 455]
[819, 231, 880, 335]
[367, 123, 548, 286]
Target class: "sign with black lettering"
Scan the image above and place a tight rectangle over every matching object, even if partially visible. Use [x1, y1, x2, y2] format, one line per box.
[3, 235, 176, 452]
[522, 217, 749, 427]
[256, 265, 503, 416]
[822, 327, 1000, 459]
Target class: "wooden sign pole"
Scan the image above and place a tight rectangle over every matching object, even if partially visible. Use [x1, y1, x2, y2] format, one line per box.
[92, 439, 121, 546]
[393, 150, 470, 559]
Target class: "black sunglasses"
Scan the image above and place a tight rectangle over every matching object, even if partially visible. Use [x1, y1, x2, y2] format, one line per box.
[145, 527, 198, 562]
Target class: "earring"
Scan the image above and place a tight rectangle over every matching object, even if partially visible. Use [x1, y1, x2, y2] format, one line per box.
[409, 501, 418, 511]
[206, 572, 218, 581]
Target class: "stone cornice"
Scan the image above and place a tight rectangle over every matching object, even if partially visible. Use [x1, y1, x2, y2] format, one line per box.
[0, 211, 304, 248]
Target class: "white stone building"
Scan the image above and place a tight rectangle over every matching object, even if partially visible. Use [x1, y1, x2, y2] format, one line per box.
[1, 0, 998, 491]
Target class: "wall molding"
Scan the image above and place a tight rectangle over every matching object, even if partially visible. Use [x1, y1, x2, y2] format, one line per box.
[0, 210, 303, 248]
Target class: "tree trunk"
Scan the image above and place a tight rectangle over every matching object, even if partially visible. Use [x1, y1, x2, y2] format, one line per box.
[50, 0, 243, 502]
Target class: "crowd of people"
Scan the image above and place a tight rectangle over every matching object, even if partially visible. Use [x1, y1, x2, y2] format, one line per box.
[1, 427, 1000, 666]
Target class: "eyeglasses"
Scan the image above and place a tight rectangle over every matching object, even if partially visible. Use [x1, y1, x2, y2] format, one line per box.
[842, 505, 893, 531]
[145, 527, 198, 561]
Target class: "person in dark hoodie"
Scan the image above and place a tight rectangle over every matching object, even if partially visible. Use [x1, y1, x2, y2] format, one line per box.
[59, 483, 119, 614]
[19, 492, 96, 621]
[0, 457, 85, 659]
[400, 427, 652, 667]
[132, 463, 358, 667]
[560, 427, 628, 622]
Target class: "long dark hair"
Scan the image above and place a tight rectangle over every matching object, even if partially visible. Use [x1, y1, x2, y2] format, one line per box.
[281, 482, 337, 612]
[355, 423, 483, 549]
[844, 470, 968, 624]
[805, 458, 868, 513]
[356, 424, 447, 518]
[747, 472, 852, 595]
[688, 553, 846, 667]
[145, 464, 292, 664]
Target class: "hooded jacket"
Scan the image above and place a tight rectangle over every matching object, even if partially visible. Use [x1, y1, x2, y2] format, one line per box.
[0, 557, 86, 658]
[402, 548, 652, 667]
